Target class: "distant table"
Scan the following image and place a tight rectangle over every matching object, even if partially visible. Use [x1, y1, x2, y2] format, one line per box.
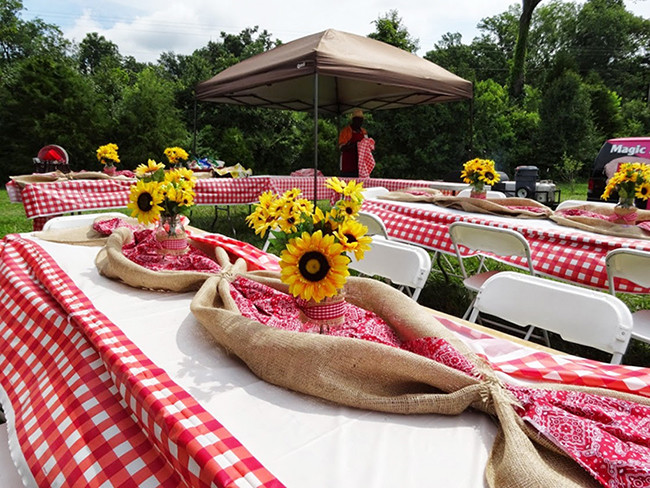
[6, 175, 453, 230]
[362, 198, 650, 293]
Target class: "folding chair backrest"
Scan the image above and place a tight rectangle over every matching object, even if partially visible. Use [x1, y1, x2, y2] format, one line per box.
[41, 212, 128, 231]
[471, 272, 632, 363]
[349, 235, 431, 301]
[357, 211, 389, 238]
[606, 248, 650, 292]
[555, 199, 615, 211]
[448, 222, 535, 277]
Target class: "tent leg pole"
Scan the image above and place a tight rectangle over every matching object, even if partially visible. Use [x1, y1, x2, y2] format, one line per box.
[313, 72, 319, 209]
[192, 97, 198, 156]
[468, 96, 474, 157]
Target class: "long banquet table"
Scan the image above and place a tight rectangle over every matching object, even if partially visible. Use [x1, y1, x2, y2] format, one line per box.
[2, 231, 649, 487]
[361, 197, 650, 293]
[6, 175, 455, 230]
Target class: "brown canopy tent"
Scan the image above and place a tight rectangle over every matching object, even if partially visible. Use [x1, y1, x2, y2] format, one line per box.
[195, 29, 473, 197]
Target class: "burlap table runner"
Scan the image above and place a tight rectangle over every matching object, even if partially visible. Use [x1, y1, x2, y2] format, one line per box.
[10, 170, 133, 188]
[377, 186, 443, 203]
[431, 196, 553, 218]
[32, 214, 138, 246]
[190, 268, 650, 488]
[550, 203, 650, 240]
[379, 191, 552, 219]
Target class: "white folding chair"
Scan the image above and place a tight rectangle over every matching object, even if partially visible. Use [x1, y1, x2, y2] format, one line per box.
[555, 199, 615, 211]
[349, 235, 431, 301]
[606, 248, 650, 345]
[448, 221, 535, 319]
[457, 189, 507, 199]
[361, 186, 390, 200]
[42, 212, 128, 231]
[357, 211, 389, 238]
[468, 272, 633, 364]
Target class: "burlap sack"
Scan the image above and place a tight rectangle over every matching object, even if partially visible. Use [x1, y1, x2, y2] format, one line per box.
[191, 268, 650, 487]
[95, 227, 230, 292]
[551, 203, 650, 239]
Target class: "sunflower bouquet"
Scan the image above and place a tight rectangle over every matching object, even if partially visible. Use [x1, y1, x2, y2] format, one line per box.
[460, 158, 500, 195]
[96, 143, 120, 168]
[164, 147, 189, 168]
[601, 162, 650, 208]
[127, 159, 196, 228]
[246, 177, 372, 303]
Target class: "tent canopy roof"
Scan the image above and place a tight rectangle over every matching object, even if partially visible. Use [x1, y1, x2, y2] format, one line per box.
[196, 29, 473, 115]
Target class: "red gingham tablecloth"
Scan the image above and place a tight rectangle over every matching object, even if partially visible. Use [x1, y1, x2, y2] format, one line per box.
[362, 199, 650, 293]
[441, 315, 650, 398]
[6, 180, 22, 203]
[0, 234, 283, 488]
[20, 179, 134, 219]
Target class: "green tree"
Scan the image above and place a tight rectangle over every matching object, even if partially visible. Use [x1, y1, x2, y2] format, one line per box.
[0, 0, 68, 70]
[76, 32, 121, 75]
[368, 10, 419, 52]
[114, 67, 188, 167]
[572, 0, 650, 100]
[0, 55, 107, 180]
[584, 73, 623, 139]
[426, 33, 477, 82]
[537, 70, 597, 177]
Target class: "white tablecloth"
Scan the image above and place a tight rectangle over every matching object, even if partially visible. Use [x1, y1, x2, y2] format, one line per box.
[24, 237, 496, 487]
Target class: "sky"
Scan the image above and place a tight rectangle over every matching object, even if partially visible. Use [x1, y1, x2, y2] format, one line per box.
[20, 0, 650, 63]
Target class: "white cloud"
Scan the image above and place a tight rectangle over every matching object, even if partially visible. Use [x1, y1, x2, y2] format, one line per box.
[24, 0, 650, 63]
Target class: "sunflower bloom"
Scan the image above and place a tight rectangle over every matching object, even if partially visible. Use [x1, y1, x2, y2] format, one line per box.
[127, 180, 163, 224]
[341, 180, 365, 201]
[258, 191, 277, 210]
[325, 177, 346, 194]
[479, 168, 500, 185]
[276, 204, 301, 234]
[335, 220, 372, 260]
[135, 159, 165, 177]
[336, 199, 361, 220]
[637, 182, 650, 200]
[280, 231, 350, 302]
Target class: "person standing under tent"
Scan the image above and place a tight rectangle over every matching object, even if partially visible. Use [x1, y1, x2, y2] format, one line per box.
[338, 109, 368, 177]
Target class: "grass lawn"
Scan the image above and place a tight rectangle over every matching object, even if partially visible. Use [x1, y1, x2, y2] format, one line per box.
[1, 181, 648, 366]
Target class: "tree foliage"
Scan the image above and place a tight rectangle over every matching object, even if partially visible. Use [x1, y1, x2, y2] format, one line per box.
[0, 1, 649, 185]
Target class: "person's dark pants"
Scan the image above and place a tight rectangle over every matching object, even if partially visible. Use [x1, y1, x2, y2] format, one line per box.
[340, 171, 359, 177]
